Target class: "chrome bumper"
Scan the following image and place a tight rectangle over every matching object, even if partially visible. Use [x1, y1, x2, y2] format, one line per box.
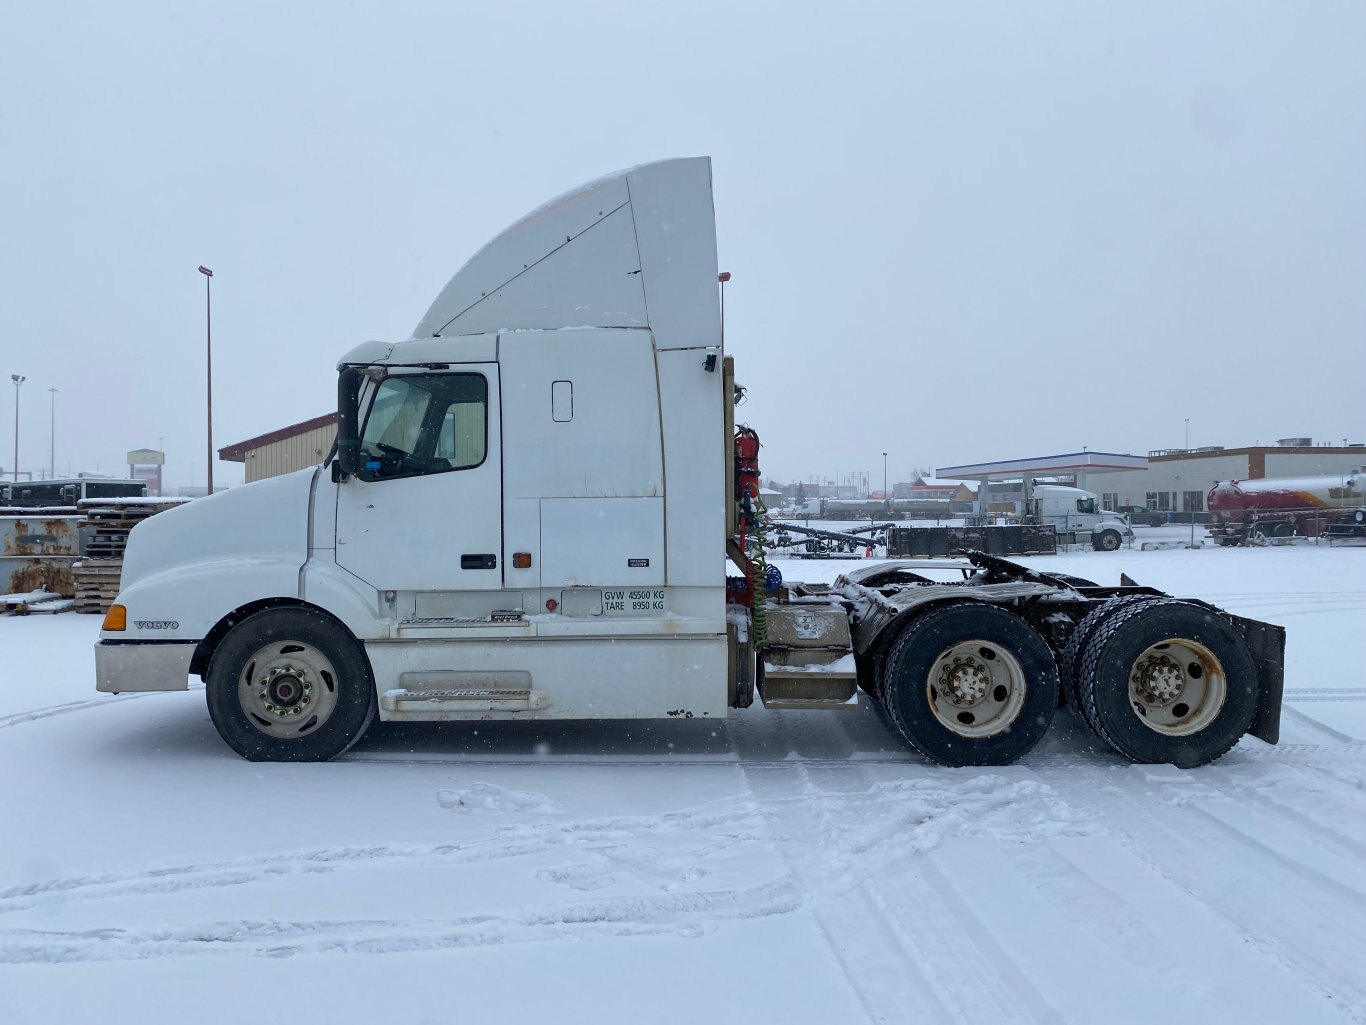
[95, 641, 197, 693]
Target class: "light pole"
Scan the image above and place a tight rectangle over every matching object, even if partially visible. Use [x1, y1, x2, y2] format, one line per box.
[1185, 418, 1196, 548]
[882, 451, 888, 513]
[10, 374, 24, 482]
[198, 265, 214, 495]
[48, 388, 56, 480]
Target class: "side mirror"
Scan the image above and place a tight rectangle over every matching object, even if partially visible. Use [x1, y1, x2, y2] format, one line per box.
[335, 366, 363, 479]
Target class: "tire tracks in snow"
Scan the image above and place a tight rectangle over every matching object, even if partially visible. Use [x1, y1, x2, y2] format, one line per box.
[0, 684, 204, 730]
[1029, 762, 1366, 1024]
[736, 758, 959, 1025]
[1284, 687, 1366, 703]
[732, 724, 1086, 1025]
[0, 880, 798, 964]
[1279, 706, 1365, 748]
[0, 800, 774, 919]
[0, 693, 156, 729]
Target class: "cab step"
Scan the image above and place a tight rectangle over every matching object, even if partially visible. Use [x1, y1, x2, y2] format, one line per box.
[756, 674, 859, 711]
[758, 603, 859, 710]
[381, 671, 544, 718]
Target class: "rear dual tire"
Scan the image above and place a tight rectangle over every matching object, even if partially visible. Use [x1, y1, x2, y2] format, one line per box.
[1074, 600, 1256, 768]
[880, 603, 1058, 766]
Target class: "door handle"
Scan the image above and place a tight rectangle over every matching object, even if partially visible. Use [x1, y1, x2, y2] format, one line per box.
[461, 554, 497, 570]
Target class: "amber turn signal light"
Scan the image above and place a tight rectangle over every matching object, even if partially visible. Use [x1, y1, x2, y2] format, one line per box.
[513, 552, 532, 569]
[102, 605, 127, 631]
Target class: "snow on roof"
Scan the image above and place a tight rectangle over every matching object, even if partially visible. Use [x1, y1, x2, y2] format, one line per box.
[937, 451, 1147, 479]
[219, 413, 338, 462]
[76, 497, 192, 507]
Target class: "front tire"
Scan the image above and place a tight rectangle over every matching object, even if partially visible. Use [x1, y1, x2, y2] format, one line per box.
[1076, 599, 1256, 767]
[880, 603, 1058, 766]
[1093, 529, 1122, 552]
[206, 607, 377, 762]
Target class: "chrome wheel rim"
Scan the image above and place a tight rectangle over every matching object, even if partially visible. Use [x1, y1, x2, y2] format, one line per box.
[238, 639, 340, 739]
[925, 640, 1027, 738]
[1127, 638, 1227, 737]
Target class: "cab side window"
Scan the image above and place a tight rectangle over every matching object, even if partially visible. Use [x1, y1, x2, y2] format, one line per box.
[358, 373, 487, 480]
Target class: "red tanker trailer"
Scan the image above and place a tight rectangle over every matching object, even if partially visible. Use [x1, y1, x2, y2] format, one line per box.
[1207, 473, 1366, 545]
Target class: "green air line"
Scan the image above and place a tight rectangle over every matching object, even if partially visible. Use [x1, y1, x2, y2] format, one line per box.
[751, 495, 769, 651]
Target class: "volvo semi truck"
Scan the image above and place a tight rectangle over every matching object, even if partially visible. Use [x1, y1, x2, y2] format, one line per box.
[94, 158, 1285, 769]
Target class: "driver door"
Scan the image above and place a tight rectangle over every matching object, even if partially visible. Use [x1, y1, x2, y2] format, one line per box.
[335, 364, 502, 592]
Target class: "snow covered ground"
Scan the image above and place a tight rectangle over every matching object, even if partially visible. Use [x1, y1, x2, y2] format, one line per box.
[3, 530, 1365, 1024]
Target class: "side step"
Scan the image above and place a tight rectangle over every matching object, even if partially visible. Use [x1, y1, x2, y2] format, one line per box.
[758, 603, 858, 710]
[380, 671, 544, 718]
[757, 672, 859, 710]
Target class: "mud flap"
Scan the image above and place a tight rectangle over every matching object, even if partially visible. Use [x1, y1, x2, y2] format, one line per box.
[1228, 613, 1286, 745]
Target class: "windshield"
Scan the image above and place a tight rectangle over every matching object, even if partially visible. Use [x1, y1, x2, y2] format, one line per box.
[358, 372, 487, 479]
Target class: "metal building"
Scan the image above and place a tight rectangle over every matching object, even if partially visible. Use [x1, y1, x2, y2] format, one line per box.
[219, 414, 338, 483]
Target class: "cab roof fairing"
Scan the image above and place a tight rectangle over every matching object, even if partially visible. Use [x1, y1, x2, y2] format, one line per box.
[410, 157, 721, 352]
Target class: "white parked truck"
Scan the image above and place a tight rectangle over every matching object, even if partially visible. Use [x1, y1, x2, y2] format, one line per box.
[95, 158, 1285, 768]
[1029, 484, 1133, 551]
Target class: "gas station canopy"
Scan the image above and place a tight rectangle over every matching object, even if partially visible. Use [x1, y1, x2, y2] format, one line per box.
[937, 451, 1148, 483]
[937, 451, 1148, 512]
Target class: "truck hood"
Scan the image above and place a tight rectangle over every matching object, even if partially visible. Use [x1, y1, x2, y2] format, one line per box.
[121, 469, 317, 590]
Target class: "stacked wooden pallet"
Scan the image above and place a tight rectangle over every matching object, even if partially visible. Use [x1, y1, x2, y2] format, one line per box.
[73, 499, 187, 613]
[73, 560, 125, 613]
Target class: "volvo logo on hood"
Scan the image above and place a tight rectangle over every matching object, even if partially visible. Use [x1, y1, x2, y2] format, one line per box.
[134, 620, 180, 630]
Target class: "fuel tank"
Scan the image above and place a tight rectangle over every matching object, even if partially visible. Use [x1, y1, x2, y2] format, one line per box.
[1208, 473, 1364, 520]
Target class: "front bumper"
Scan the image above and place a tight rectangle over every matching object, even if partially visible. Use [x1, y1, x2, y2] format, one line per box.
[95, 641, 197, 693]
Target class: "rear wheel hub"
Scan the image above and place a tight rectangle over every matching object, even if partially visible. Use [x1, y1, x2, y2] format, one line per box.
[1126, 638, 1227, 736]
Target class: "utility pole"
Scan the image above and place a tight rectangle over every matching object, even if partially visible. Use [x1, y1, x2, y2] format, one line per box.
[1186, 418, 1196, 549]
[11, 374, 24, 482]
[48, 387, 56, 479]
[199, 266, 214, 495]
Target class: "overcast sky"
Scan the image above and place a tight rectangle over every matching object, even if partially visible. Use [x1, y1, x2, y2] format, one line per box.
[3, 1, 1364, 491]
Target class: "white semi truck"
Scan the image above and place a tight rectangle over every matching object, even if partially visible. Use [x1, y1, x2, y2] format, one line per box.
[1029, 484, 1132, 551]
[94, 158, 1285, 769]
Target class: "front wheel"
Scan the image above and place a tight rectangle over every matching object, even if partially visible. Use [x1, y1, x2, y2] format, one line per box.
[1092, 529, 1122, 552]
[880, 603, 1058, 766]
[206, 607, 377, 762]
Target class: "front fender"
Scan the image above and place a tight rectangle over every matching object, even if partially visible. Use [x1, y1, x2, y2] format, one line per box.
[101, 557, 303, 643]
